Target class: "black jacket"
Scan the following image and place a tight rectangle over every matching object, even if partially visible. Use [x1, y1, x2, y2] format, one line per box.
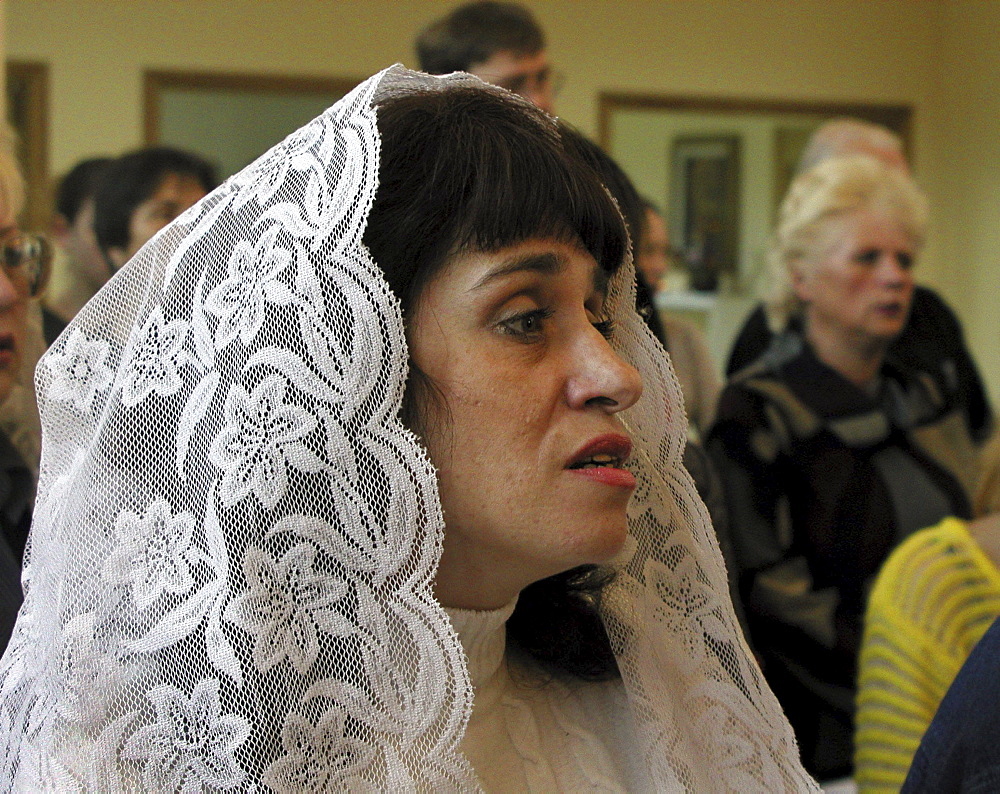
[0, 431, 33, 655]
[708, 332, 977, 779]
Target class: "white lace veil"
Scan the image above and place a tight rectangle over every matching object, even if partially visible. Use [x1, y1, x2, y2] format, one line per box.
[0, 66, 815, 792]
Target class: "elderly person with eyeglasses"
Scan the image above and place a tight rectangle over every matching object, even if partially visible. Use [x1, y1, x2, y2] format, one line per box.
[0, 127, 51, 653]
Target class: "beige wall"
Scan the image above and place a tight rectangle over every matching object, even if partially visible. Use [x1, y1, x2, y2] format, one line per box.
[932, 0, 1000, 410]
[3, 0, 999, 401]
[2, 0, 943, 172]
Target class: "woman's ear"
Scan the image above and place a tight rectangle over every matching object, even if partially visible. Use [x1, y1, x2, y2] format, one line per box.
[790, 260, 813, 304]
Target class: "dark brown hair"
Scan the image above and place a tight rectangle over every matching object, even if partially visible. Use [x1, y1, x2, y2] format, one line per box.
[416, 1, 545, 75]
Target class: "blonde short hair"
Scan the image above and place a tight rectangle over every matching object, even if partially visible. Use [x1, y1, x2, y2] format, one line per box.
[764, 154, 928, 331]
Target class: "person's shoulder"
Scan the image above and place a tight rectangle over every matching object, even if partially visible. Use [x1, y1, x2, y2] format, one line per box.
[902, 616, 1000, 792]
[913, 284, 955, 315]
[724, 303, 771, 376]
[882, 353, 958, 422]
[907, 284, 964, 335]
[712, 340, 806, 445]
[661, 314, 714, 368]
[725, 331, 801, 391]
[870, 518, 971, 600]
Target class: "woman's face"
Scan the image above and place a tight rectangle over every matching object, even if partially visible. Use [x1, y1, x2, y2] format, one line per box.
[408, 237, 643, 610]
[637, 206, 670, 288]
[794, 206, 916, 352]
[109, 172, 208, 270]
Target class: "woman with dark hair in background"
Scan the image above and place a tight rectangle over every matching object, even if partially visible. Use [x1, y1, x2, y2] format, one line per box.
[0, 68, 813, 790]
[92, 145, 218, 271]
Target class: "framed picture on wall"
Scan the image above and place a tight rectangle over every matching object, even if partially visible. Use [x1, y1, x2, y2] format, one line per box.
[5, 61, 49, 233]
[669, 136, 740, 292]
[144, 70, 359, 180]
[773, 126, 814, 220]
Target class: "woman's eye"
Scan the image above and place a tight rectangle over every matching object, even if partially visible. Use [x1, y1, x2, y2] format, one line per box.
[498, 308, 553, 339]
[896, 252, 914, 270]
[855, 248, 881, 266]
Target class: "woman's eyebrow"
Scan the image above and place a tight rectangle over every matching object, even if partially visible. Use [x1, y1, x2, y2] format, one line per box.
[470, 251, 610, 297]
[470, 252, 562, 292]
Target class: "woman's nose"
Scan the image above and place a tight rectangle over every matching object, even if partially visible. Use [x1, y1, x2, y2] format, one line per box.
[0, 268, 21, 310]
[879, 252, 914, 286]
[566, 325, 643, 413]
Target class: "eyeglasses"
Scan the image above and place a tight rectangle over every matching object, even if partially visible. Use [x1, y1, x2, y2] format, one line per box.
[481, 65, 566, 106]
[1, 228, 52, 298]
[503, 66, 565, 100]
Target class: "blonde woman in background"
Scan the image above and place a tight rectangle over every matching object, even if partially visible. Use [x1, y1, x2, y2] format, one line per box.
[855, 432, 1000, 792]
[707, 154, 978, 781]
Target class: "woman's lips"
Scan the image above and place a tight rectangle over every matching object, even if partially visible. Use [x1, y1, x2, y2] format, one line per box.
[875, 301, 907, 317]
[570, 465, 637, 489]
[566, 433, 636, 489]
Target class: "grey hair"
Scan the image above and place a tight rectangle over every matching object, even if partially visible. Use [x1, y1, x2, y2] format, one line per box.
[764, 154, 928, 331]
[797, 118, 906, 174]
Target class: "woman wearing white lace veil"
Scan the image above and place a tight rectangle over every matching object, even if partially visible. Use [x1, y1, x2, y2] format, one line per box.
[0, 66, 814, 791]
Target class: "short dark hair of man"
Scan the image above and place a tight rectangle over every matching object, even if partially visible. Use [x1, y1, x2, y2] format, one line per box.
[416, 1, 545, 75]
[55, 157, 112, 224]
[92, 146, 218, 255]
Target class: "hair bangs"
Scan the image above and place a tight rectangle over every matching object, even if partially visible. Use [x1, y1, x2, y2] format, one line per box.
[449, 122, 629, 277]
[366, 86, 628, 315]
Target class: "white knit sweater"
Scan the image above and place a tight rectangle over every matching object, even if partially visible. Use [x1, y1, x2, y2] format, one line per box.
[446, 602, 649, 792]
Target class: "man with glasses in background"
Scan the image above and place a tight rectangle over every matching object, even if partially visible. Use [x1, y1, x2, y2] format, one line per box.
[0, 130, 51, 653]
[416, 1, 562, 114]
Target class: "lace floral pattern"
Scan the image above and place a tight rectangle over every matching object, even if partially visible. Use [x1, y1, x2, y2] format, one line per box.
[121, 306, 189, 406]
[262, 708, 375, 790]
[44, 328, 114, 412]
[103, 498, 199, 610]
[225, 543, 352, 673]
[55, 613, 127, 726]
[209, 376, 321, 509]
[204, 225, 296, 350]
[121, 679, 250, 791]
[0, 67, 816, 792]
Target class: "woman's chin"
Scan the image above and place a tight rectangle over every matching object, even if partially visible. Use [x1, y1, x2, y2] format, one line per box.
[564, 515, 630, 570]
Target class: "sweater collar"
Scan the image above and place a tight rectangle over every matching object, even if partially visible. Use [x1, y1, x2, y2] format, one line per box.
[445, 599, 517, 692]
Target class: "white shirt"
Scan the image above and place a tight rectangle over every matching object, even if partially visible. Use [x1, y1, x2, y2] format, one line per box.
[447, 601, 650, 792]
